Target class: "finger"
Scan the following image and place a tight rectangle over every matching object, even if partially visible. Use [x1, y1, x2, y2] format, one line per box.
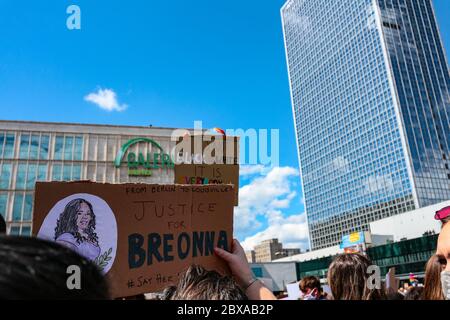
[214, 247, 233, 262]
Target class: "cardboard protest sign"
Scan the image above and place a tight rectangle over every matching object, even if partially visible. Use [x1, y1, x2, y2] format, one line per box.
[175, 164, 239, 205]
[33, 181, 234, 298]
[286, 282, 301, 300]
[385, 267, 399, 294]
[322, 285, 332, 298]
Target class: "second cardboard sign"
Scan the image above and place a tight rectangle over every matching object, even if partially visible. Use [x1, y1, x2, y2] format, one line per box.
[175, 164, 239, 205]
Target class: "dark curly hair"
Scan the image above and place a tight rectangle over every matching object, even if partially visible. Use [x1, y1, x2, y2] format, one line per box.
[54, 199, 99, 246]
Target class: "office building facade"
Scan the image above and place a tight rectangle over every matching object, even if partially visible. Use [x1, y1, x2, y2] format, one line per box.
[282, 0, 450, 249]
[0, 120, 180, 235]
[253, 239, 301, 263]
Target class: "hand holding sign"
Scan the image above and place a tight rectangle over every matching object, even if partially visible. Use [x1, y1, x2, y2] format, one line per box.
[214, 240, 254, 288]
[215, 240, 277, 301]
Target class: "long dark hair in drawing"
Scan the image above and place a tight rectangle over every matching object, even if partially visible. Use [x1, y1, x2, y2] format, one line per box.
[54, 199, 99, 246]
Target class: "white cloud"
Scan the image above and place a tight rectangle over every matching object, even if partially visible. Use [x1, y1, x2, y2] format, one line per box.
[241, 213, 309, 252]
[239, 165, 267, 177]
[270, 191, 297, 209]
[235, 166, 306, 245]
[84, 88, 128, 112]
[239, 166, 298, 208]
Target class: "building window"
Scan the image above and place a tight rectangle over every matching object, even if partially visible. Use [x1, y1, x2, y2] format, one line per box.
[29, 135, 40, 159]
[40, 135, 50, 160]
[9, 226, 20, 235]
[11, 193, 32, 222]
[37, 164, 47, 182]
[0, 133, 6, 158]
[382, 22, 401, 30]
[74, 137, 83, 160]
[18, 134, 50, 160]
[52, 164, 62, 181]
[23, 194, 33, 222]
[0, 133, 4, 158]
[52, 164, 80, 181]
[63, 165, 72, 180]
[73, 164, 82, 180]
[54, 136, 64, 160]
[0, 193, 7, 220]
[26, 164, 37, 190]
[12, 193, 24, 222]
[16, 164, 27, 190]
[19, 134, 30, 158]
[0, 163, 12, 189]
[54, 136, 84, 161]
[2, 134, 15, 159]
[64, 137, 74, 161]
[15, 163, 48, 190]
[21, 226, 31, 236]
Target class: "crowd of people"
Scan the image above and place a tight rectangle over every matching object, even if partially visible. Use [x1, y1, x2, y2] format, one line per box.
[0, 206, 450, 300]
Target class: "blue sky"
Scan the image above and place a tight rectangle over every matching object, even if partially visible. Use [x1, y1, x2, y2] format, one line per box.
[0, 0, 449, 250]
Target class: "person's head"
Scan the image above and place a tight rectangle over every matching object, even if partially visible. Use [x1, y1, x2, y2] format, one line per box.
[0, 214, 6, 234]
[299, 276, 322, 300]
[437, 222, 450, 272]
[327, 253, 385, 300]
[0, 235, 110, 299]
[55, 199, 98, 245]
[422, 255, 446, 300]
[404, 286, 424, 301]
[163, 265, 247, 300]
[437, 225, 450, 300]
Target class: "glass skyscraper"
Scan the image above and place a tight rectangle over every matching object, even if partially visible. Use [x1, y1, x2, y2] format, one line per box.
[282, 0, 450, 249]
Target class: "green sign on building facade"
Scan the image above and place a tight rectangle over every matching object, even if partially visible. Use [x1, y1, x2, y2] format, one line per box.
[114, 138, 174, 176]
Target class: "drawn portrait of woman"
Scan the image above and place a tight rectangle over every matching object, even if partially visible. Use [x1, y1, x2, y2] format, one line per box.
[54, 198, 101, 261]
